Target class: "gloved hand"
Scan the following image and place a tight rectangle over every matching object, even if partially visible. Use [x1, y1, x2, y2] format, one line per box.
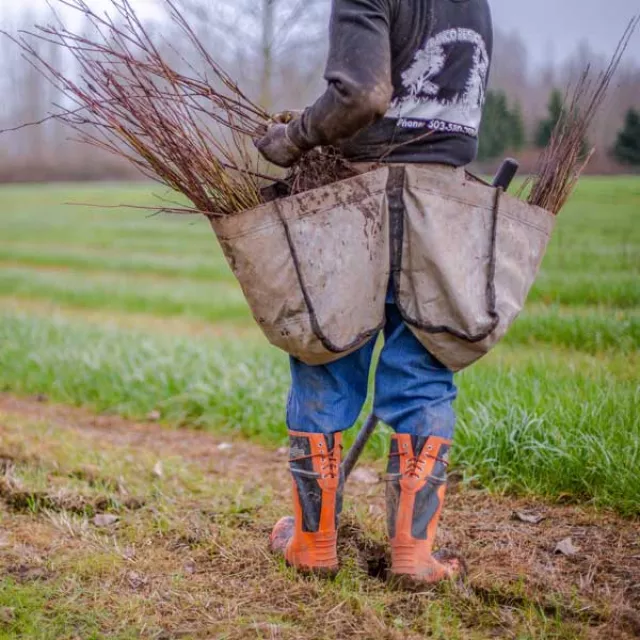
[255, 123, 303, 168]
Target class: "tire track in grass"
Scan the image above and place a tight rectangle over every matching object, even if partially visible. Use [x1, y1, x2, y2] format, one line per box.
[0, 297, 261, 340]
[0, 244, 235, 282]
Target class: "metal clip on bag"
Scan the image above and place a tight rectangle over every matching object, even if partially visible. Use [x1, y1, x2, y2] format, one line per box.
[209, 164, 555, 371]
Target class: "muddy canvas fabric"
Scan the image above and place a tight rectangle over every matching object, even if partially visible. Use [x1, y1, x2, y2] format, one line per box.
[210, 165, 555, 370]
[210, 169, 391, 365]
[393, 165, 555, 371]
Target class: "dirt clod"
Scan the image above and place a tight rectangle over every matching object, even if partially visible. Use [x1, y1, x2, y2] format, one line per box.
[513, 510, 546, 525]
[554, 537, 579, 556]
[6, 564, 49, 583]
[0, 607, 15, 624]
[338, 514, 389, 580]
[92, 513, 119, 527]
[126, 570, 148, 590]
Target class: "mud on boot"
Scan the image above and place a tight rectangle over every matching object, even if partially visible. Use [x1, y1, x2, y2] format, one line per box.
[270, 432, 343, 575]
[385, 434, 465, 587]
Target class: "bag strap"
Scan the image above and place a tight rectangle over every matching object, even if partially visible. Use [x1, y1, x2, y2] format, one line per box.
[273, 199, 384, 354]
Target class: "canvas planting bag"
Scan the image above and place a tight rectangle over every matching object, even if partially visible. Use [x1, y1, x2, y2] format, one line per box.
[209, 164, 555, 371]
[210, 169, 391, 366]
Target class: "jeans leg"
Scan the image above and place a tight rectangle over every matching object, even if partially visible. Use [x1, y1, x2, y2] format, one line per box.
[373, 304, 457, 439]
[287, 339, 377, 434]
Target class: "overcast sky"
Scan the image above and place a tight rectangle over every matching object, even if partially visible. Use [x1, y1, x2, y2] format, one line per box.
[1, 0, 639, 68]
[489, 0, 639, 67]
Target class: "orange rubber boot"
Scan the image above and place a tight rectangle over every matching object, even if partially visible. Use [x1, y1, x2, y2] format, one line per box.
[386, 434, 463, 587]
[270, 432, 343, 575]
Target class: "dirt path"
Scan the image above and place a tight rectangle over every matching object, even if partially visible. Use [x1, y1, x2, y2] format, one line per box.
[0, 393, 288, 491]
[1, 392, 639, 639]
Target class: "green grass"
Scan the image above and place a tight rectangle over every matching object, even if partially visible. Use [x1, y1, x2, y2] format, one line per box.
[0, 177, 639, 515]
[0, 265, 251, 325]
[505, 305, 640, 353]
[1, 310, 638, 515]
[0, 579, 103, 639]
[0, 311, 289, 443]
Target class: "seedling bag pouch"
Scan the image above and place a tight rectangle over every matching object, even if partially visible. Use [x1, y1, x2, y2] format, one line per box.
[210, 164, 555, 371]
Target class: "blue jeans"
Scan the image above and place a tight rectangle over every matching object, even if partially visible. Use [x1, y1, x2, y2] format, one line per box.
[287, 303, 457, 438]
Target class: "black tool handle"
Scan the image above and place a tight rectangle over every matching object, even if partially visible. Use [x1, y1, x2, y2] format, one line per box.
[342, 415, 380, 480]
[492, 158, 519, 190]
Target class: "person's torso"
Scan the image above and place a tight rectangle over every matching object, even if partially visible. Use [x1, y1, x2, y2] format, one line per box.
[341, 0, 493, 166]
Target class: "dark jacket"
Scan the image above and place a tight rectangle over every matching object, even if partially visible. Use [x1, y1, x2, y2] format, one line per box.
[288, 0, 493, 166]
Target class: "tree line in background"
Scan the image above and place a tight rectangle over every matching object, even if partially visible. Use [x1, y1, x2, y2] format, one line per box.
[478, 87, 640, 166]
[0, 0, 639, 182]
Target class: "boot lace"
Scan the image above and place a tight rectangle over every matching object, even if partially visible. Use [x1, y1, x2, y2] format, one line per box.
[389, 449, 448, 479]
[290, 445, 342, 479]
[406, 455, 427, 479]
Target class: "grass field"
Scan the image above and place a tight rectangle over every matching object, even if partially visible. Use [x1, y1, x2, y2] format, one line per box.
[0, 178, 639, 638]
[1, 179, 638, 513]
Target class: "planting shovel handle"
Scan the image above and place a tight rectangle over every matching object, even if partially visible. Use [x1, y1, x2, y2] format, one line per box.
[492, 158, 519, 190]
[342, 414, 380, 480]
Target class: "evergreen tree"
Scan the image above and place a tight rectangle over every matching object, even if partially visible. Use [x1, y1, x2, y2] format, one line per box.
[535, 89, 590, 155]
[613, 109, 640, 166]
[478, 92, 501, 161]
[535, 89, 564, 148]
[478, 91, 527, 161]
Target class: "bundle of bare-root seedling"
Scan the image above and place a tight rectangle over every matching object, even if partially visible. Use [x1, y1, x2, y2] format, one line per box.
[523, 18, 638, 215]
[4, 0, 354, 216]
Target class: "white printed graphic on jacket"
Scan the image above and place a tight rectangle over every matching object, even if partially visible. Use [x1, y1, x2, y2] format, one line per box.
[386, 28, 490, 136]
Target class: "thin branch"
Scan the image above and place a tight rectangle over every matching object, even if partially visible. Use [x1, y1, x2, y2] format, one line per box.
[523, 16, 638, 214]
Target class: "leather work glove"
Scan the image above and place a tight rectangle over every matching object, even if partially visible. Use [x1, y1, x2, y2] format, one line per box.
[255, 123, 303, 168]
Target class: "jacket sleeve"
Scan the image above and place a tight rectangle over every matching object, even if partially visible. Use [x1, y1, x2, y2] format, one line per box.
[288, 0, 393, 151]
